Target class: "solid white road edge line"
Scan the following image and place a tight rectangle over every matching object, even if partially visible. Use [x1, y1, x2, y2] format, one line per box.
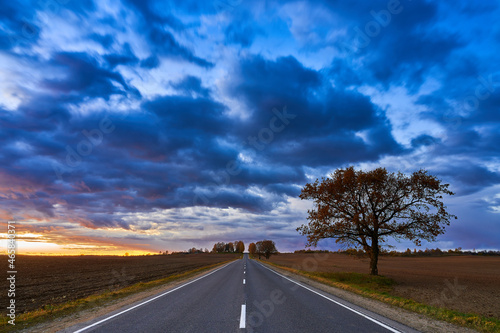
[73, 260, 239, 333]
[258, 263, 402, 333]
[239, 304, 246, 328]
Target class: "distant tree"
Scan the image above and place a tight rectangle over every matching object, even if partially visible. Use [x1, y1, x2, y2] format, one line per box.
[211, 241, 245, 253]
[255, 241, 262, 259]
[256, 240, 278, 259]
[213, 242, 226, 253]
[297, 167, 456, 275]
[234, 241, 245, 253]
[248, 243, 256, 257]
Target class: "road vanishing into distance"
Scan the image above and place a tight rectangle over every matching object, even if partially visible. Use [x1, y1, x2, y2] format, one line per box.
[64, 254, 418, 333]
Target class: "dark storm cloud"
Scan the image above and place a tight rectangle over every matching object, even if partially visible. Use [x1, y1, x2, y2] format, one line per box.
[264, 184, 301, 198]
[124, 0, 185, 31]
[411, 135, 440, 148]
[0, 96, 71, 133]
[0, 1, 41, 50]
[0, 92, 244, 224]
[313, 0, 500, 204]
[146, 95, 227, 133]
[193, 186, 279, 213]
[104, 43, 139, 68]
[435, 163, 500, 195]
[0, 49, 404, 225]
[360, 1, 462, 89]
[121, 0, 213, 68]
[148, 27, 214, 68]
[86, 213, 130, 230]
[224, 10, 263, 48]
[89, 33, 114, 48]
[295, 0, 464, 90]
[226, 54, 402, 167]
[470, 90, 500, 124]
[171, 76, 211, 98]
[327, 59, 362, 87]
[43, 52, 141, 99]
[1, 0, 96, 51]
[140, 96, 237, 169]
[140, 55, 160, 69]
[365, 29, 462, 89]
[225, 23, 257, 47]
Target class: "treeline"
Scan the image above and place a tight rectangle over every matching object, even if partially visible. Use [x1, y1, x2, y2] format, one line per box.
[387, 248, 500, 257]
[294, 249, 331, 254]
[157, 248, 210, 255]
[248, 240, 278, 259]
[293, 248, 500, 257]
[212, 241, 245, 253]
[155, 241, 245, 255]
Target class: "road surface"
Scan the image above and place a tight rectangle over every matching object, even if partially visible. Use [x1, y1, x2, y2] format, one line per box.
[64, 254, 418, 333]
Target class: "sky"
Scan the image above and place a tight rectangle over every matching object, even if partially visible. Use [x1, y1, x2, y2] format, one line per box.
[0, 0, 499, 255]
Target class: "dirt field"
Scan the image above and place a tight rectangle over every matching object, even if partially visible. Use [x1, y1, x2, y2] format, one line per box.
[267, 253, 500, 319]
[0, 253, 239, 314]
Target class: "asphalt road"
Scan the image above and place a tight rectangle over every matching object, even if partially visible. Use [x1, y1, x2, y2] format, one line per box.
[64, 254, 419, 333]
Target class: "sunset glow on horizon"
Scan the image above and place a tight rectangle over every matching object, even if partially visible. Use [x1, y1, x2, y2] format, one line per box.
[0, 230, 160, 256]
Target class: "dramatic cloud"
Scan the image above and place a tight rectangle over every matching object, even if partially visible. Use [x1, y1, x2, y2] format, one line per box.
[0, 0, 499, 253]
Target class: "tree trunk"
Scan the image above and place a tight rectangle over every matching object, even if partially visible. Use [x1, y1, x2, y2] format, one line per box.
[369, 237, 379, 275]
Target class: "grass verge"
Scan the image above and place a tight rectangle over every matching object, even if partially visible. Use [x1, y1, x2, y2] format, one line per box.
[261, 260, 500, 333]
[0, 259, 237, 333]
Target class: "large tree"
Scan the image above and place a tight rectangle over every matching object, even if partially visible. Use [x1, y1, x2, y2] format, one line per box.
[297, 167, 456, 275]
